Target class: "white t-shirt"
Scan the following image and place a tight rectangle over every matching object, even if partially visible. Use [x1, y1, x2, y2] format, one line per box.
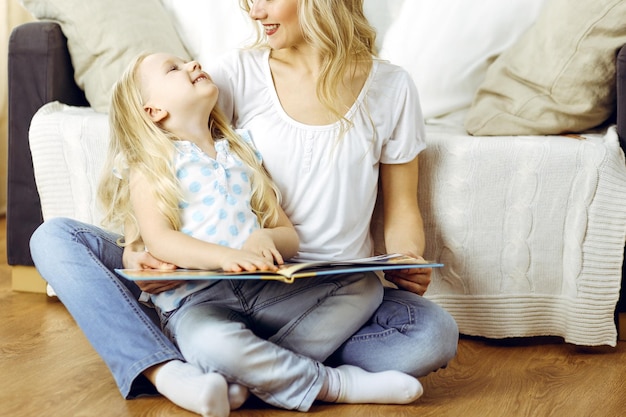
[209, 49, 426, 262]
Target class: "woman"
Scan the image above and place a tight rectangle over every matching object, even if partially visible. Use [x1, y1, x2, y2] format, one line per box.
[103, 51, 419, 415]
[30, 0, 458, 414]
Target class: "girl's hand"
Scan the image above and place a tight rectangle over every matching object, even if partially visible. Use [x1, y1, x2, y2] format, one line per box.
[122, 245, 177, 270]
[122, 245, 181, 293]
[220, 248, 279, 272]
[384, 263, 432, 296]
[241, 230, 285, 265]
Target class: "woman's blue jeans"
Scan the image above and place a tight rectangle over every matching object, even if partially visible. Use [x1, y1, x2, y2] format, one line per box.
[30, 218, 458, 401]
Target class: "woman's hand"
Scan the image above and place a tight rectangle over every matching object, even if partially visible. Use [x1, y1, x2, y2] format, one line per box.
[384, 265, 432, 296]
[137, 280, 182, 294]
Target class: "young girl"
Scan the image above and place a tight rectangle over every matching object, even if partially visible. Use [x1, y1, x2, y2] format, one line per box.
[98, 51, 423, 416]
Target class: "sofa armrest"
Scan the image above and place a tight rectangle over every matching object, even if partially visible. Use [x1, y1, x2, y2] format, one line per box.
[617, 45, 626, 152]
[7, 21, 88, 266]
[616, 45, 626, 316]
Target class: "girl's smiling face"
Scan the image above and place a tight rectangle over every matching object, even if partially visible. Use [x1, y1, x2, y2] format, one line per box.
[139, 53, 219, 123]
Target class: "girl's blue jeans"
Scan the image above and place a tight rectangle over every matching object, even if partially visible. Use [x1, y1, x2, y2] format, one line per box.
[162, 271, 383, 410]
[30, 218, 458, 405]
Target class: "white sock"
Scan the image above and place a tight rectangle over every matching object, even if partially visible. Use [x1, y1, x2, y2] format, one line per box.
[154, 360, 230, 417]
[228, 383, 250, 410]
[319, 365, 423, 405]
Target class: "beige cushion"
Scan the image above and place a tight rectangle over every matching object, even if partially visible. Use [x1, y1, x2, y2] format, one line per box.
[21, 0, 190, 113]
[465, 0, 626, 136]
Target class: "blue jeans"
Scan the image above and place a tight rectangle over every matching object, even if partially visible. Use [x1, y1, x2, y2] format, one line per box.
[30, 218, 458, 400]
[164, 272, 383, 410]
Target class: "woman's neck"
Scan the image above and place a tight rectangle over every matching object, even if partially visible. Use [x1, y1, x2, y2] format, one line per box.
[268, 47, 371, 126]
[270, 44, 322, 74]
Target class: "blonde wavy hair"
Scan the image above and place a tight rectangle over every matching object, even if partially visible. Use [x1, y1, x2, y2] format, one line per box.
[98, 53, 282, 247]
[240, 0, 377, 127]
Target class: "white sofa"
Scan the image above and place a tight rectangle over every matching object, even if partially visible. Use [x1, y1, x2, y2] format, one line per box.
[12, 0, 626, 346]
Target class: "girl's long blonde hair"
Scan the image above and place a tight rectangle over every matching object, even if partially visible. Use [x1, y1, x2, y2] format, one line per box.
[98, 53, 282, 247]
[240, 0, 377, 127]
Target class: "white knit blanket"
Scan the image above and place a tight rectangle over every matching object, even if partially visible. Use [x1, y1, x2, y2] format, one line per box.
[30, 103, 626, 346]
[416, 114, 626, 346]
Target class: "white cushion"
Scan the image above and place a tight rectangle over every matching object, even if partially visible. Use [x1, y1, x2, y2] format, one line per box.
[363, 0, 406, 51]
[380, 0, 547, 120]
[160, 0, 255, 68]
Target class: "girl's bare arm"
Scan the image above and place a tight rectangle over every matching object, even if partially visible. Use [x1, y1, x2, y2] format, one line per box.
[129, 169, 277, 272]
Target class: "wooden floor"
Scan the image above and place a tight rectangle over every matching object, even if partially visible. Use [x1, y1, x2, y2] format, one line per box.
[1, 216, 625, 417]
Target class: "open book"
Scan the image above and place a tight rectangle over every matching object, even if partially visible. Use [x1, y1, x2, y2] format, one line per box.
[115, 253, 443, 284]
